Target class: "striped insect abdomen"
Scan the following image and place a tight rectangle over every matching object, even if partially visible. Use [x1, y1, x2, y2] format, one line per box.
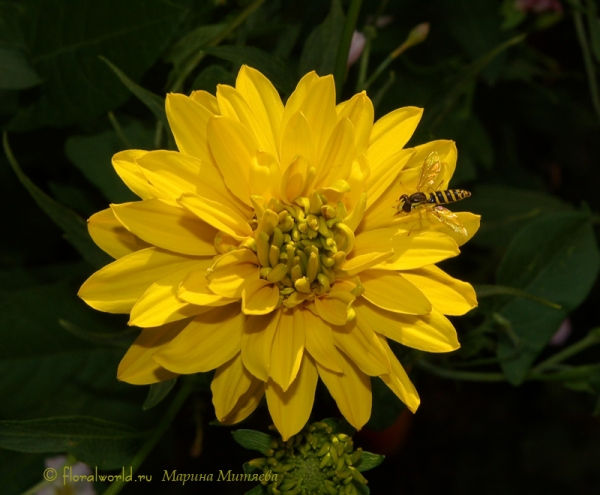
[427, 189, 471, 206]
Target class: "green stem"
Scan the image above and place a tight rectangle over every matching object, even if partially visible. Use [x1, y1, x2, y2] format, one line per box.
[572, 0, 600, 124]
[355, 33, 372, 92]
[170, 0, 266, 93]
[361, 51, 394, 91]
[153, 120, 164, 150]
[371, 69, 395, 108]
[416, 360, 507, 382]
[333, 0, 363, 99]
[102, 377, 195, 495]
[531, 329, 600, 374]
[108, 111, 133, 149]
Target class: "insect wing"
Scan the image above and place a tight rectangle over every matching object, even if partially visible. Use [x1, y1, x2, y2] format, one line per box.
[416, 151, 443, 192]
[429, 205, 467, 236]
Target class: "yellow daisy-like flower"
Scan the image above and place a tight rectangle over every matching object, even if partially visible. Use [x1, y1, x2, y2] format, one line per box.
[78, 66, 479, 440]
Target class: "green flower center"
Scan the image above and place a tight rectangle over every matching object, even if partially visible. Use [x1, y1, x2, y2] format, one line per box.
[248, 192, 354, 305]
[248, 422, 368, 495]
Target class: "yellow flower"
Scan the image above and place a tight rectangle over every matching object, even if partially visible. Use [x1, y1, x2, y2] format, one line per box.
[78, 66, 479, 440]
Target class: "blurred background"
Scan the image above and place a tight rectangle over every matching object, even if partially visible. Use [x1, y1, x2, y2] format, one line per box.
[1, 0, 599, 493]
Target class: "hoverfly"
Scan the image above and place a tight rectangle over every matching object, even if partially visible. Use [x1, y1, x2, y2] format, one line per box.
[396, 151, 471, 236]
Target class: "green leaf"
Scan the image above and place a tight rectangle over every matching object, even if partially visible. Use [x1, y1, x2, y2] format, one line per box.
[318, 417, 355, 436]
[299, 0, 345, 77]
[190, 64, 235, 94]
[0, 46, 40, 89]
[475, 284, 562, 309]
[3, 132, 111, 268]
[365, 378, 406, 431]
[101, 57, 168, 128]
[165, 23, 226, 85]
[48, 181, 97, 217]
[59, 319, 135, 348]
[8, 0, 187, 130]
[355, 451, 385, 472]
[232, 430, 274, 454]
[0, 416, 145, 470]
[65, 120, 154, 203]
[143, 378, 178, 411]
[202, 45, 297, 95]
[0, 275, 152, 429]
[245, 485, 266, 495]
[586, 0, 600, 65]
[440, 0, 506, 84]
[496, 212, 600, 384]
[462, 185, 571, 248]
[0, 450, 45, 495]
[355, 482, 370, 494]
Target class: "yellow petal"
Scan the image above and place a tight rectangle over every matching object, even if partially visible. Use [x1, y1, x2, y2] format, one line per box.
[241, 311, 280, 381]
[314, 290, 355, 326]
[365, 149, 414, 209]
[117, 321, 185, 384]
[207, 249, 260, 299]
[177, 192, 253, 240]
[242, 279, 279, 315]
[190, 90, 220, 115]
[129, 261, 211, 328]
[303, 308, 343, 372]
[344, 157, 370, 214]
[112, 150, 159, 200]
[111, 199, 217, 256]
[366, 106, 423, 176]
[361, 270, 431, 315]
[166, 93, 215, 165]
[279, 71, 319, 147]
[316, 352, 371, 431]
[279, 112, 315, 173]
[360, 140, 458, 233]
[266, 353, 318, 441]
[280, 154, 312, 204]
[220, 377, 265, 425]
[354, 229, 459, 270]
[211, 353, 255, 420]
[315, 118, 356, 188]
[78, 248, 200, 313]
[402, 139, 458, 185]
[332, 319, 390, 376]
[426, 211, 481, 246]
[354, 299, 459, 352]
[88, 208, 150, 259]
[137, 150, 251, 218]
[236, 65, 284, 153]
[270, 308, 305, 391]
[249, 150, 281, 202]
[153, 306, 244, 373]
[336, 91, 374, 152]
[217, 83, 277, 156]
[299, 75, 337, 159]
[136, 150, 199, 198]
[178, 262, 237, 306]
[342, 250, 393, 276]
[208, 115, 256, 206]
[401, 265, 477, 315]
[376, 335, 420, 412]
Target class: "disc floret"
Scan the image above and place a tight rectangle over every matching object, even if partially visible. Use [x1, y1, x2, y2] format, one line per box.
[248, 192, 355, 308]
[248, 422, 368, 495]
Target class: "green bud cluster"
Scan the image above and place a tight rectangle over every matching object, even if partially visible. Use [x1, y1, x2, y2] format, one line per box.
[248, 193, 354, 306]
[248, 422, 368, 495]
